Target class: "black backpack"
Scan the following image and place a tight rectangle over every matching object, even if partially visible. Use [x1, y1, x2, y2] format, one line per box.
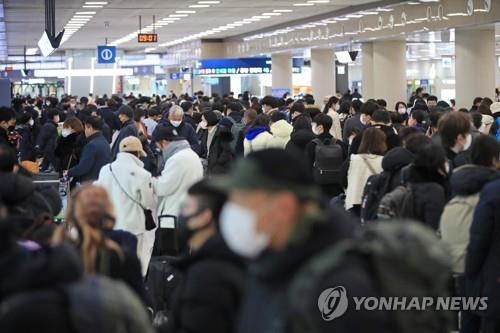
[377, 184, 416, 220]
[360, 172, 394, 224]
[312, 138, 344, 185]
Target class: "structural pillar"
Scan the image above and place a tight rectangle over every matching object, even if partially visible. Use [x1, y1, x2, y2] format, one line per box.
[372, 40, 407, 109]
[271, 52, 293, 94]
[455, 27, 496, 109]
[362, 42, 374, 100]
[166, 67, 182, 96]
[311, 48, 336, 102]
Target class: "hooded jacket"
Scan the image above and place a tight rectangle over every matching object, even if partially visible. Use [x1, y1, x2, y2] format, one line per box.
[285, 128, 316, 158]
[154, 140, 203, 219]
[269, 120, 293, 149]
[199, 125, 234, 175]
[96, 152, 156, 235]
[380, 147, 415, 192]
[440, 166, 499, 274]
[244, 127, 273, 156]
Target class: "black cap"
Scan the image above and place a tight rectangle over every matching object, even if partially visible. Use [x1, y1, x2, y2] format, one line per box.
[117, 105, 133, 118]
[155, 125, 181, 141]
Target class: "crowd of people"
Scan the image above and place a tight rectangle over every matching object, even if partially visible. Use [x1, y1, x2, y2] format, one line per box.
[1, 87, 500, 333]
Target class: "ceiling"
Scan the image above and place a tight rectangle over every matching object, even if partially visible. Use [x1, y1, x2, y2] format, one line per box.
[4, 0, 380, 57]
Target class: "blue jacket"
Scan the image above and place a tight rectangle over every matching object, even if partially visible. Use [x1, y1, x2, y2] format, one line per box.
[68, 132, 111, 182]
[111, 120, 137, 159]
[465, 177, 500, 318]
[153, 120, 200, 155]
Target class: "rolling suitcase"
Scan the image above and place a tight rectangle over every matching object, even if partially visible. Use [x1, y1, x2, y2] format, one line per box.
[152, 215, 179, 256]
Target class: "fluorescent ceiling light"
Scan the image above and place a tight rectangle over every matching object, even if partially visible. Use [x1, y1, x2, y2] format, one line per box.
[198, 1, 220, 3]
[85, 1, 108, 4]
[274, 9, 293, 12]
[376, 7, 393, 12]
[176, 10, 196, 13]
[294, 3, 314, 6]
[26, 48, 38, 55]
[308, 0, 329, 3]
[73, 15, 93, 18]
[252, 15, 271, 18]
[169, 14, 188, 17]
[346, 14, 362, 18]
[262, 12, 281, 15]
[189, 4, 210, 7]
[82, 5, 103, 8]
[446, 12, 467, 16]
[76, 11, 96, 14]
[336, 17, 349, 21]
[360, 11, 377, 15]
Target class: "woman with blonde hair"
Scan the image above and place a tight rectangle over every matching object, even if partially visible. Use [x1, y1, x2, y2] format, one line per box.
[54, 184, 145, 300]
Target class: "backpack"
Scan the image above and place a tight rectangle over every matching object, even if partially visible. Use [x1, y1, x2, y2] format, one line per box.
[360, 172, 394, 224]
[288, 221, 452, 333]
[377, 184, 415, 220]
[227, 117, 246, 153]
[312, 138, 344, 185]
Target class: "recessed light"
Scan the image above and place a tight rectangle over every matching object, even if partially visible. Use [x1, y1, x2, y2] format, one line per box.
[75, 11, 96, 15]
[169, 14, 188, 17]
[294, 3, 314, 6]
[82, 5, 103, 8]
[73, 15, 93, 18]
[252, 15, 271, 19]
[176, 10, 196, 13]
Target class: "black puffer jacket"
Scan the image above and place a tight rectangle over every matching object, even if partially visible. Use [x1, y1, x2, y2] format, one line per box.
[449, 165, 499, 197]
[285, 129, 315, 159]
[54, 131, 86, 172]
[381, 147, 415, 192]
[199, 125, 234, 175]
[162, 235, 244, 333]
[407, 166, 448, 230]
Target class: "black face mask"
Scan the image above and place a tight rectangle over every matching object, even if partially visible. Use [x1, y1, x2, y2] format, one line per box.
[176, 209, 209, 253]
[7, 126, 15, 132]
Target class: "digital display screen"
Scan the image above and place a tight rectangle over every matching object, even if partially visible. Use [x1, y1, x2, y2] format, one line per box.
[137, 33, 158, 43]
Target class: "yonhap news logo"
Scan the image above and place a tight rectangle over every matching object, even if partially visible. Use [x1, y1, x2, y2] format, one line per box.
[318, 286, 488, 321]
[317, 286, 349, 321]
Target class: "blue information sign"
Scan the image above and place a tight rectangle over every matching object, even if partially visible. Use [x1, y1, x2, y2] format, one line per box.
[97, 45, 116, 64]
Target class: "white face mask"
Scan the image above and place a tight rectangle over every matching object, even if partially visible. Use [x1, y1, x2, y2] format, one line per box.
[360, 114, 368, 126]
[171, 120, 182, 128]
[28, 119, 34, 126]
[220, 202, 270, 259]
[70, 103, 76, 109]
[463, 133, 472, 151]
[61, 128, 72, 138]
[200, 121, 208, 129]
[46, 101, 51, 106]
[335, 104, 340, 111]
[398, 107, 407, 115]
[311, 122, 318, 135]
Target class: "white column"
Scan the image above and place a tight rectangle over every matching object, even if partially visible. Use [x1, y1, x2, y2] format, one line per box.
[372, 40, 407, 110]
[271, 52, 293, 92]
[311, 48, 336, 102]
[455, 27, 496, 109]
[362, 42, 374, 100]
[166, 67, 182, 96]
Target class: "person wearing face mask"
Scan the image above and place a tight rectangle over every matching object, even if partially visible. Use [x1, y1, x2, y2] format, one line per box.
[198, 110, 234, 175]
[54, 117, 86, 179]
[437, 112, 473, 171]
[96, 136, 156, 276]
[15, 112, 37, 162]
[322, 96, 342, 140]
[243, 114, 273, 157]
[395, 101, 408, 123]
[306, 113, 347, 198]
[65, 117, 111, 183]
[209, 149, 395, 333]
[167, 105, 200, 155]
[159, 180, 244, 333]
[0, 107, 18, 149]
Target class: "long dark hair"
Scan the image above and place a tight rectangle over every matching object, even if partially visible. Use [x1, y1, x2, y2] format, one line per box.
[323, 96, 339, 114]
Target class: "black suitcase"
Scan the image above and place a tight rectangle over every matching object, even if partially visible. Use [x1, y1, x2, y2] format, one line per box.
[152, 215, 179, 257]
[145, 256, 182, 312]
